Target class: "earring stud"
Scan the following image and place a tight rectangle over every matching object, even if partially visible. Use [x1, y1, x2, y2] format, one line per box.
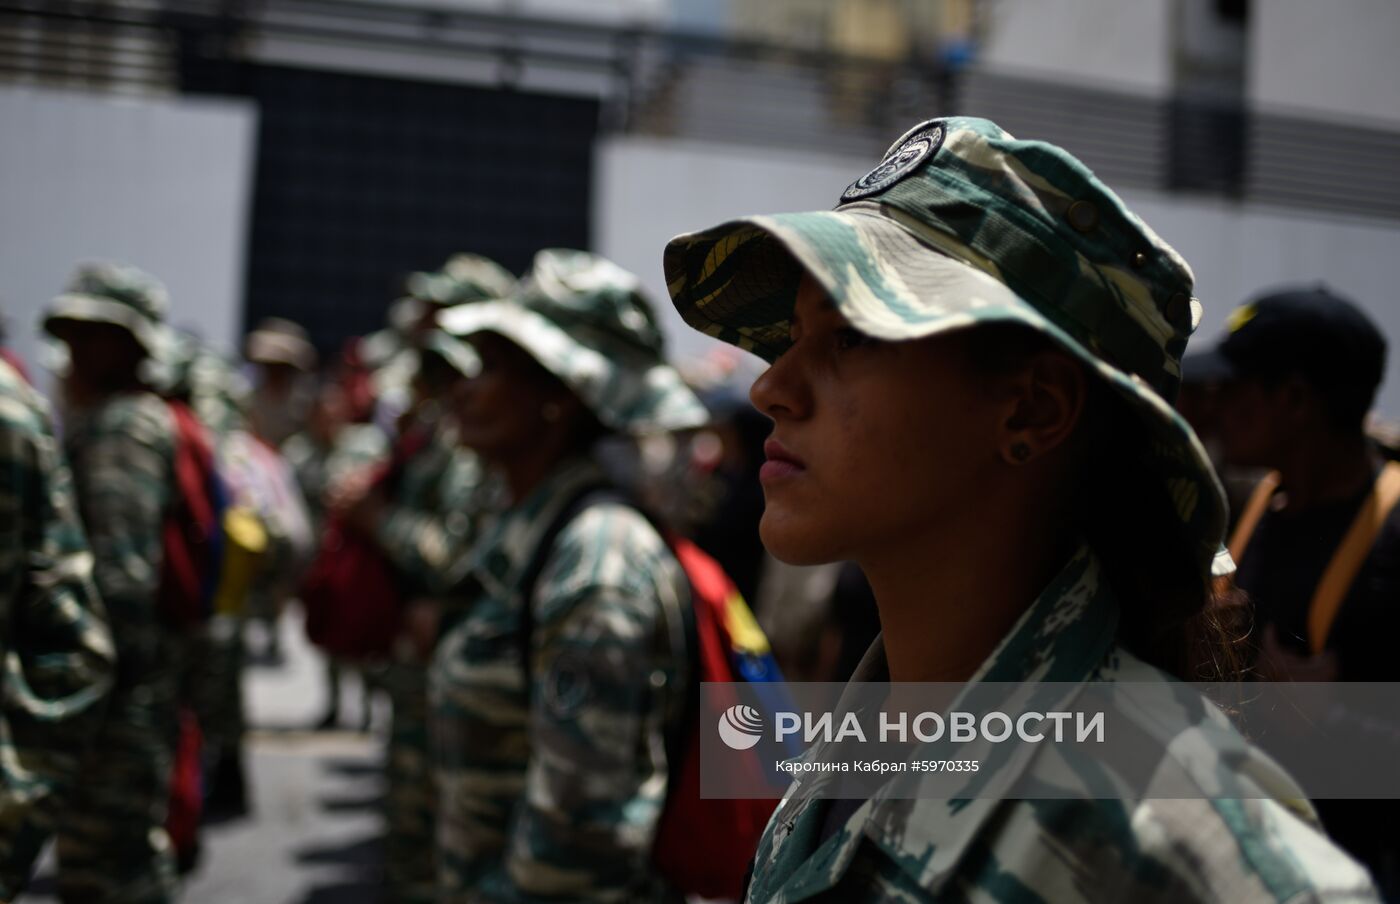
[1010, 442, 1031, 463]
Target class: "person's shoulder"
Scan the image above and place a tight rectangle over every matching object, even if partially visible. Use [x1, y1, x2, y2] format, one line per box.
[0, 360, 48, 438]
[1079, 650, 1378, 902]
[86, 391, 175, 448]
[975, 794, 1376, 903]
[546, 498, 679, 600]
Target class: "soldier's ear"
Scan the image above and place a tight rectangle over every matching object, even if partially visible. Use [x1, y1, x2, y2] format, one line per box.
[999, 350, 1086, 464]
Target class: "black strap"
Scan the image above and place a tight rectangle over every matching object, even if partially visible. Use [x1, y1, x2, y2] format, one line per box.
[515, 483, 622, 689]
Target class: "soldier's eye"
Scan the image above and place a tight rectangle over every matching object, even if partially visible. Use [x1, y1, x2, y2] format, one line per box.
[834, 328, 874, 351]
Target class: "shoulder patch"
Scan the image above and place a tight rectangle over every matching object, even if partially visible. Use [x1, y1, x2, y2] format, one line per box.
[841, 120, 946, 202]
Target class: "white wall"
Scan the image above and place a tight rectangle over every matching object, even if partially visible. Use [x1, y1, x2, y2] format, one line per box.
[0, 86, 257, 393]
[976, 0, 1173, 95]
[1250, 0, 1400, 128]
[594, 135, 870, 365]
[594, 136, 1400, 416]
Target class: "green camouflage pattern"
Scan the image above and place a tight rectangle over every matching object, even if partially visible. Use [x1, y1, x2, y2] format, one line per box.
[283, 423, 390, 530]
[407, 253, 517, 307]
[378, 413, 489, 904]
[420, 329, 482, 381]
[377, 417, 484, 598]
[440, 249, 708, 435]
[58, 389, 180, 902]
[663, 116, 1228, 578]
[429, 456, 690, 903]
[0, 359, 115, 899]
[42, 261, 172, 360]
[745, 545, 1379, 903]
[162, 331, 251, 436]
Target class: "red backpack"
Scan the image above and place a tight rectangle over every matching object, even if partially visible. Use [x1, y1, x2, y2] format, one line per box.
[158, 400, 226, 630]
[299, 426, 429, 660]
[518, 487, 783, 900]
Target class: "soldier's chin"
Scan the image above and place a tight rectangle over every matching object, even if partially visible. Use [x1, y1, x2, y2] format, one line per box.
[758, 509, 844, 567]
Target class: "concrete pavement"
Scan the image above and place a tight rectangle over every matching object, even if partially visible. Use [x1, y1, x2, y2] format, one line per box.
[21, 610, 389, 903]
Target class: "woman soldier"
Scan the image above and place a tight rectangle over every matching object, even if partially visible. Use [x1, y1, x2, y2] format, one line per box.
[662, 118, 1378, 902]
[429, 250, 708, 902]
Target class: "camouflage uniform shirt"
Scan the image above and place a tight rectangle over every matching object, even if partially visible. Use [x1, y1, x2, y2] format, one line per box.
[62, 391, 176, 686]
[0, 361, 114, 896]
[430, 456, 691, 903]
[745, 545, 1379, 903]
[379, 417, 485, 599]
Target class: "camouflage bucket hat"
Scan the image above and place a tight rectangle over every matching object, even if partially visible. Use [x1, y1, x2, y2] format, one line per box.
[664, 116, 1229, 578]
[404, 253, 516, 308]
[439, 249, 708, 434]
[42, 261, 171, 360]
[419, 329, 480, 380]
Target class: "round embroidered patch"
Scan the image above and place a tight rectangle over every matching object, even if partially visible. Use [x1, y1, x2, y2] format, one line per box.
[543, 653, 594, 719]
[840, 121, 946, 202]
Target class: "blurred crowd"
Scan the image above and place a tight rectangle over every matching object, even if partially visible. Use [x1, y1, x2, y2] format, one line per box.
[1, 242, 1397, 902]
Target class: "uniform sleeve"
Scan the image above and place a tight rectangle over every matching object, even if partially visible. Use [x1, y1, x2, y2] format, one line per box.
[67, 406, 170, 657]
[473, 510, 684, 903]
[0, 400, 115, 897]
[375, 451, 481, 595]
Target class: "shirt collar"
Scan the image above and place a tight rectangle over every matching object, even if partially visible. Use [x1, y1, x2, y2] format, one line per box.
[773, 544, 1121, 900]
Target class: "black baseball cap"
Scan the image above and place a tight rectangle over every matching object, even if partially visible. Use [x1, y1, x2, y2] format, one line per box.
[1183, 284, 1387, 422]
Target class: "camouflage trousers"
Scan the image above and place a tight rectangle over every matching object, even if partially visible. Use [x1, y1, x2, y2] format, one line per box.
[0, 738, 84, 899]
[55, 665, 180, 903]
[184, 615, 246, 755]
[382, 661, 435, 904]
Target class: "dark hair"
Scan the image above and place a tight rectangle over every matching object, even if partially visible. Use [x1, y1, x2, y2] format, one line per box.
[965, 324, 1250, 682]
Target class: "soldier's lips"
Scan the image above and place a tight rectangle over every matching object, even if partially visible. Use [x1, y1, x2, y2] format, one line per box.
[760, 438, 806, 483]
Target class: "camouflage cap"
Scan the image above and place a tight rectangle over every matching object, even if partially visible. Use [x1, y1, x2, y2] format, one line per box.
[42, 261, 171, 359]
[405, 253, 516, 307]
[663, 116, 1229, 578]
[439, 249, 708, 434]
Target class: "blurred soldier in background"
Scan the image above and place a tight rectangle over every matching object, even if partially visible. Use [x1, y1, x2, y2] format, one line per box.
[1187, 285, 1400, 895]
[431, 250, 708, 902]
[333, 254, 510, 903]
[163, 331, 312, 829]
[283, 380, 388, 731]
[361, 253, 516, 435]
[41, 262, 185, 902]
[243, 319, 319, 662]
[245, 317, 317, 449]
[0, 356, 115, 900]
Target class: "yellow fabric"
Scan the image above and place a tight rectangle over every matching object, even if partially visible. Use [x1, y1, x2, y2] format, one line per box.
[212, 506, 267, 616]
[721, 590, 771, 655]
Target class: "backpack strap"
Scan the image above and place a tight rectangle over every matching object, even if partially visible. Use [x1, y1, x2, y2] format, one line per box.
[515, 483, 621, 691]
[1227, 470, 1282, 565]
[1306, 461, 1400, 654]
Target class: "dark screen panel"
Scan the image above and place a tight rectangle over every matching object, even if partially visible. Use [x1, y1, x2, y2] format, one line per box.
[237, 64, 597, 354]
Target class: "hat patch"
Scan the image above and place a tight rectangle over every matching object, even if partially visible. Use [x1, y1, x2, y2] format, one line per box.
[841, 122, 945, 202]
[1227, 303, 1257, 334]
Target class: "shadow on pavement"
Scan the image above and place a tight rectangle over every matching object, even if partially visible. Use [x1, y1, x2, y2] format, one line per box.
[319, 792, 382, 814]
[294, 832, 382, 869]
[299, 880, 382, 904]
[322, 756, 383, 779]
